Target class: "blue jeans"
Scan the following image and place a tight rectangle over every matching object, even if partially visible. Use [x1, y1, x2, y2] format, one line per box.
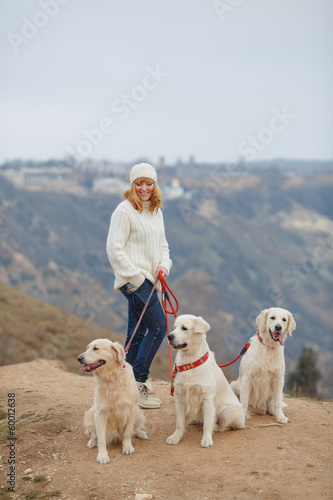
[120, 279, 167, 383]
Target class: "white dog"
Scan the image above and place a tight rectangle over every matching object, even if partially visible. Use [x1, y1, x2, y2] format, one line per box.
[166, 315, 245, 448]
[231, 307, 296, 424]
[77, 339, 147, 464]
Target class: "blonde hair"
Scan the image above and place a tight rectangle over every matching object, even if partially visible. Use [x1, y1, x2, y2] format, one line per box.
[123, 177, 163, 214]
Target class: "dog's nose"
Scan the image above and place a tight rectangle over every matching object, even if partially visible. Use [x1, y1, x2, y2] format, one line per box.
[275, 324, 282, 332]
[167, 334, 174, 342]
[77, 355, 84, 363]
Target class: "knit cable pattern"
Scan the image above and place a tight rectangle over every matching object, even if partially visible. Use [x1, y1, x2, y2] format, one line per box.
[106, 200, 172, 291]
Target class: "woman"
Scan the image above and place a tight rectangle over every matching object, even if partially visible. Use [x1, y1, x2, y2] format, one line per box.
[106, 163, 172, 409]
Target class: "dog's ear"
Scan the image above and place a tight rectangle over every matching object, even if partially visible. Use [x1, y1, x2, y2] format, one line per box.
[256, 309, 269, 332]
[194, 316, 210, 334]
[111, 342, 125, 365]
[287, 313, 296, 337]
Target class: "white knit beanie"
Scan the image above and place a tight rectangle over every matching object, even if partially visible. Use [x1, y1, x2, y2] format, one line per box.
[129, 163, 157, 184]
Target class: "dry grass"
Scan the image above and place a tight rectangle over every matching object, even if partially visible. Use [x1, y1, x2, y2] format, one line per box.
[0, 281, 170, 380]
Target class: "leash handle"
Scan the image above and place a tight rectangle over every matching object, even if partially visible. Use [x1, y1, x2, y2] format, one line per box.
[159, 273, 179, 316]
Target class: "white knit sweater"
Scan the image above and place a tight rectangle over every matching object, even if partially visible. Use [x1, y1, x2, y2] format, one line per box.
[106, 200, 172, 291]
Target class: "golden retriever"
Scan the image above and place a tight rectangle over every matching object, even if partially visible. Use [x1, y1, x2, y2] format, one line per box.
[231, 307, 296, 424]
[77, 339, 147, 464]
[166, 315, 245, 448]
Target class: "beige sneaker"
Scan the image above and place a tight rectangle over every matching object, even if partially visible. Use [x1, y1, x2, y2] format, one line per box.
[137, 382, 161, 409]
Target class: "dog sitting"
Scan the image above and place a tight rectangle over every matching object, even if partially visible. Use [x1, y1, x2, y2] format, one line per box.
[231, 307, 296, 424]
[77, 339, 147, 464]
[166, 314, 245, 448]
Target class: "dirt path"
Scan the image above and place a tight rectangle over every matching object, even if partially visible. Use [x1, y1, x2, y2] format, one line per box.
[0, 360, 332, 500]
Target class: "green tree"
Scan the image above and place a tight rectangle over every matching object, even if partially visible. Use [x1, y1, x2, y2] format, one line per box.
[287, 347, 321, 398]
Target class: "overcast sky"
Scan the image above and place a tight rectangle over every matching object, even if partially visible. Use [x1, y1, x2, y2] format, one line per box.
[1, 0, 332, 165]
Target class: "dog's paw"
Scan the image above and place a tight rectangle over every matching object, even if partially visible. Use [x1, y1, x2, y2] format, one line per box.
[136, 430, 148, 440]
[201, 435, 213, 448]
[122, 443, 135, 455]
[96, 452, 110, 464]
[166, 433, 181, 445]
[87, 438, 97, 449]
[245, 412, 251, 420]
[276, 415, 289, 424]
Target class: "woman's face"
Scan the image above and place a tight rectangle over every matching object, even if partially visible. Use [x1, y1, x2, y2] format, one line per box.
[135, 179, 155, 202]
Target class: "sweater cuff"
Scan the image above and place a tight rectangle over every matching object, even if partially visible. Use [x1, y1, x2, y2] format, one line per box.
[159, 258, 172, 274]
[130, 274, 146, 289]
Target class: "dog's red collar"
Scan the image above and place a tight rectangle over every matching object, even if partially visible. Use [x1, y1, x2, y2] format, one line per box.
[257, 330, 275, 349]
[170, 351, 209, 396]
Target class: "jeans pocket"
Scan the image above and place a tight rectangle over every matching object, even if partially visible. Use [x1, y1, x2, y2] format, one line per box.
[126, 284, 139, 293]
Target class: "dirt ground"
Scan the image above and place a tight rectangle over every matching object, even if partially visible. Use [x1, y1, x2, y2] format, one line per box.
[0, 359, 332, 500]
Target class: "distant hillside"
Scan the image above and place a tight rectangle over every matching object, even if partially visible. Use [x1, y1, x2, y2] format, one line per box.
[0, 281, 170, 380]
[0, 165, 332, 396]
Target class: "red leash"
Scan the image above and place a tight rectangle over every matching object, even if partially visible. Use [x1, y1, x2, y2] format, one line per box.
[169, 342, 251, 396]
[158, 272, 179, 388]
[218, 342, 251, 368]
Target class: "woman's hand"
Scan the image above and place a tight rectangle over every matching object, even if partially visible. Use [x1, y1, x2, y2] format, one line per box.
[156, 266, 169, 278]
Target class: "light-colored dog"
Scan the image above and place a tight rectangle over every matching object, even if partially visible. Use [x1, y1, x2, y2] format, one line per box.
[231, 307, 296, 424]
[77, 339, 147, 464]
[166, 315, 245, 448]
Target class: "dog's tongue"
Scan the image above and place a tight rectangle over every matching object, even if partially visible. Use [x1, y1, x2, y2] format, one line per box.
[79, 360, 104, 372]
[278, 334, 284, 346]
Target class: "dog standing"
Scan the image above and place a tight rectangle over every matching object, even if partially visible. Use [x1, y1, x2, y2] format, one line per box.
[166, 315, 245, 448]
[231, 307, 296, 424]
[77, 339, 147, 464]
